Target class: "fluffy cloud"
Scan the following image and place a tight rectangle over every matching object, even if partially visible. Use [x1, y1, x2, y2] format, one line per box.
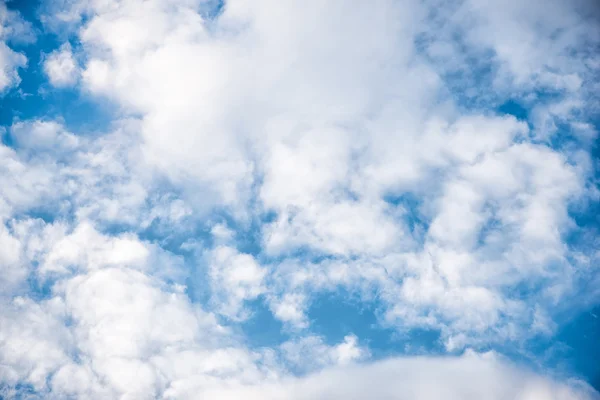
[43, 43, 80, 87]
[191, 352, 599, 400]
[207, 245, 266, 320]
[280, 334, 368, 373]
[0, 0, 598, 397]
[0, 3, 31, 94]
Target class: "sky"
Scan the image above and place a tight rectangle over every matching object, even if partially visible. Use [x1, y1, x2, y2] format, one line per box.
[0, 0, 599, 399]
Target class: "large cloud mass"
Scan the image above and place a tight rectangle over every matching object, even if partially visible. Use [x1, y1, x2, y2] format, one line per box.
[0, 0, 599, 398]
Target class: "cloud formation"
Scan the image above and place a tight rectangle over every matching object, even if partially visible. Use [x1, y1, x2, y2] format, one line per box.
[0, 0, 599, 398]
[0, 2, 31, 94]
[197, 352, 599, 400]
[43, 43, 80, 87]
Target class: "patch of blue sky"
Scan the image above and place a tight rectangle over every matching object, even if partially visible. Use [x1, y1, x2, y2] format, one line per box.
[415, 30, 500, 111]
[184, 267, 212, 307]
[236, 288, 445, 358]
[545, 309, 600, 389]
[1, 0, 118, 136]
[383, 192, 430, 245]
[307, 290, 443, 358]
[198, 0, 225, 20]
[497, 99, 529, 121]
[0, 382, 38, 400]
[216, 212, 265, 256]
[25, 270, 53, 302]
[565, 209, 599, 259]
[555, 308, 600, 391]
[515, 307, 600, 391]
[9, 207, 61, 225]
[239, 297, 289, 348]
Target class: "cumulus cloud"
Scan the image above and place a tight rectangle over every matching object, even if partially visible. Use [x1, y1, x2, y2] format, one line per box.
[280, 334, 368, 373]
[43, 43, 80, 87]
[192, 352, 599, 400]
[0, 0, 598, 397]
[207, 245, 266, 320]
[0, 3, 31, 94]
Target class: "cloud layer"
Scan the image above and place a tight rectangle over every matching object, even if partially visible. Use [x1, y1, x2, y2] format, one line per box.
[0, 0, 599, 398]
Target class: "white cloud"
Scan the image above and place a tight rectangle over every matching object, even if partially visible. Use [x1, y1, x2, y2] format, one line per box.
[0, 215, 274, 398]
[0, 41, 26, 93]
[268, 292, 308, 329]
[0, 297, 72, 392]
[0, 0, 598, 397]
[280, 334, 368, 372]
[192, 352, 599, 400]
[208, 245, 266, 320]
[41, 222, 150, 274]
[2, 119, 192, 229]
[10, 119, 79, 151]
[13, 0, 588, 332]
[0, 3, 30, 94]
[43, 43, 80, 87]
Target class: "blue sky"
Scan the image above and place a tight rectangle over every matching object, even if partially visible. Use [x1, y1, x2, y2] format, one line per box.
[0, 0, 599, 399]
